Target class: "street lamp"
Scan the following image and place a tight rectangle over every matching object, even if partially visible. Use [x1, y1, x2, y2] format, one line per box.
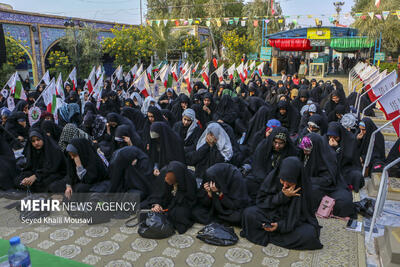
[333, 2, 345, 25]
[64, 19, 79, 75]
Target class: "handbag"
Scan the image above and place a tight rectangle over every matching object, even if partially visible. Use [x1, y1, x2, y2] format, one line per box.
[196, 223, 238, 246]
[316, 195, 335, 218]
[138, 212, 175, 239]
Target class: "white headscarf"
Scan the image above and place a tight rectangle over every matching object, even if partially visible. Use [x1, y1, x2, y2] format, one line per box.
[196, 122, 233, 161]
[130, 92, 143, 107]
[141, 96, 160, 115]
[182, 108, 198, 141]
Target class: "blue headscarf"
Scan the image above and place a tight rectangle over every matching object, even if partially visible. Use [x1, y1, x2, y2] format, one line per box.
[59, 103, 80, 123]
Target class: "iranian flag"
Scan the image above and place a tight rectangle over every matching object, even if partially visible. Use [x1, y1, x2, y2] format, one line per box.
[215, 64, 224, 82]
[243, 62, 249, 79]
[85, 66, 96, 93]
[159, 64, 173, 88]
[40, 70, 51, 86]
[249, 61, 256, 72]
[135, 64, 143, 80]
[134, 72, 151, 97]
[365, 70, 386, 102]
[370, 70, 398, 102]
[129, 64, 138, 80]
[93, 73, 104, 109]
[153, 62, 162, 73]
[201, 65, 210, 87]
[227, 63, 236, 80]
[96, 65, 103, 79]
[8, 72, 27, 100]
[171, 63, 179, 82]
[146, 64, 154, 83]
[375, 0, 380, 8]
[55, 73, 65, 100]
[377, 82, 400, 136]
[192, 62, 200, 74]
[183, 67, 193, 94]
[201, 60, 209, 71]
[65, 67, 77, 91]
[257, 62, 265, 77]
[236, 63, 246, 83]
[42, 78, 58, 114]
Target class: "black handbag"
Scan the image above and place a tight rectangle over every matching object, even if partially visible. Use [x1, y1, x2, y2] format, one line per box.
[196, 223, 238, 246]
[138, 212, 175, 239]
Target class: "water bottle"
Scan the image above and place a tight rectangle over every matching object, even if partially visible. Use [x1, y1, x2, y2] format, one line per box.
[8, 237, 31, 267]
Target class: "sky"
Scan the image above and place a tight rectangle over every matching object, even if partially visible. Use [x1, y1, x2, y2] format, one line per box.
[1, 0, 355, 26]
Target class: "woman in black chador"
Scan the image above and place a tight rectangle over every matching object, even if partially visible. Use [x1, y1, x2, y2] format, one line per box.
[241, 157, 323, 250]
[108, 146, 154, 208]
[0, 130, 19, 190]
[16, 129, 66, 193]
[64, 138, 108, 199]
[299, 133, 355, 217]
[149, 161, 197, 234]
[172, 108, 202, 153]
[192, 163, 250, 226]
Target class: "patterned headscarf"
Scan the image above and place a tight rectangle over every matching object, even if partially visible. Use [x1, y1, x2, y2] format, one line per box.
[58, 123, 90, 151]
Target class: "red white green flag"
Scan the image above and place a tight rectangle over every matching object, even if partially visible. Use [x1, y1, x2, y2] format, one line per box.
[85, 66, 96, 93]
[183, 67, 192, 94]
[227, 63, 236, 80]
[65, 67, 77, 91]
[133, 71, 151, 97]
[146, 63, 154, 83]
[236, 63, 246, 83]
[215, 64, 224, 82]
[42, 78, 57, 114]
[55, 73, 65, 100]
[171, 63, 179, 82]
[201, 65, 209, 87]
[8, 72, 27, 100]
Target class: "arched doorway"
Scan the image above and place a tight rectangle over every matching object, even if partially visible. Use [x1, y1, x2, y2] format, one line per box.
[4, 36, 37, 87]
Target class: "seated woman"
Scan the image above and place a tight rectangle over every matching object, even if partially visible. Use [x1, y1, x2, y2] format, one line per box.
[242, 106, 271, 151]
[5, 111, 28, 148]
[149, 122, 185, 177]
[325, 122, 364, 192]
[114, 124, 144, 151]
[186, 122, 233, 179]
[247, 127, 298, 202]
[40, 120, 62, 143]
[246, 119, 281, 153]
[299, 134, 355, 217]
[58, 103, 81, 128]
[356, 118, 385, 175]
[271, 100, 299, 136]
[64, 138, 108, 199]
[171, 94, 191, 122]
[16, 129, 67, 193]
[172, 108, 202, 153]
[108, 146, 154, 208]
[158, 88, 177, 109]
[241, 157, 323, 250]
[149, 161, 197, 234]
[142, 106, 165, 151]
[192, 163, 250, 226]
[0, 131, 19, 191]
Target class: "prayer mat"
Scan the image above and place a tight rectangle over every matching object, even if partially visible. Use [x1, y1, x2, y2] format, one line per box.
[0, 197, 366, 266]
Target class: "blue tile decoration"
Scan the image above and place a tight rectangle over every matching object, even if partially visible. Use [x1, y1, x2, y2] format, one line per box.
[40, 27, 66, 55]
[2, 23, 32, 54]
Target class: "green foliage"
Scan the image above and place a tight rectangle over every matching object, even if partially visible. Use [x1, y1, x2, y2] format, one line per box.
[47, 51, 72, 80]
[222, 29, 255, 64]
[60, 25, 103, 79]
[352, 0, 400, 55]
[180, 34, 206, 63]
[0, 37, 27, 86]
[102, 25, 156, 71]
[379, 62, 397, 73]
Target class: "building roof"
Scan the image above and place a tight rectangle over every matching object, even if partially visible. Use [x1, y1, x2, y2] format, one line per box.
[266, 27, 358, 39]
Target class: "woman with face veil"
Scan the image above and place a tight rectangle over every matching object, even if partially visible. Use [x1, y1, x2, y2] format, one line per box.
[16, 129, 67, 193]
[148, 122, 185, 177]
[192, 163, 250, 226]
[299, 134, 355, 217]
[149, 161, 197, 234]
[241, 157, 323, 250]
[186, 122, 233, 179]
[108, 146, 154, 208]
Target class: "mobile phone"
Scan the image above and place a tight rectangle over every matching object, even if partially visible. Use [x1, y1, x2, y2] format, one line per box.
[346, 219, 358, 229]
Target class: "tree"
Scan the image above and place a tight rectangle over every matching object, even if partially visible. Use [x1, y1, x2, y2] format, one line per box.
[179, 34, 206, 63]
[352, 0, 400, 55]
[222, 29, 255, 64]
[60, 25, 103, 79]
[47, 50, 72, 79]
[0, 37, 27, 86]
[102, 25, 156, 71]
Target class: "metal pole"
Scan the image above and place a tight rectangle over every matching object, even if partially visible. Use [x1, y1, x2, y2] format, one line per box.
[367, 157, 400, 241]
[363, 114, 400, 176]
[140, 0, 143, 25]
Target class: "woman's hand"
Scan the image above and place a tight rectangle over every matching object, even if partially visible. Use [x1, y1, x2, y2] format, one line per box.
[21, 175, 36, 186]
[123, 136, 133, 146]
[209, 181, 218, 192]
[203, 182, 212, 198]
[151, 204, 163, 212]
[153, 168, 160, 176]
[65, 185, 73, 199]
[282, 185, 301, 197]
[263, 222, 278, 232]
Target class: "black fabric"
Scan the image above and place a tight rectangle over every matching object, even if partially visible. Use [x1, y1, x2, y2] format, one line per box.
[149, 122, 185, 169]
[5, 111, 28, 144]
[138, 212, 175, 239]
[108, 146, 154, 208]
[114, 124, 144, 150]
[196, 93, 215, 128]
[357, 117, 385, 169]
[0, 131, 18, 190]
[65, 138, 108, 188]
[386, 138, 400, 177]
[241, 157, 323, 250]
[196, 223, 239, 246]
[121, 107, 146, 135]
[172, 121, 202, 153]
[300, 133, 354, 217]
[213, 95, 238, 127]
[160, 109, 176, 128]
[142, 106, 165, 149]
[170, 94, 191, 122]
[18, 129, 66, 192]
[271, 101, 299, 135]
[325, 122, 364, 192]
[192, 163, 250, 225]
[243, 106, 270, 150]
[292, 89, 309, 112]
[148, 161, 197, 234]
[40, 120, 62, 143]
